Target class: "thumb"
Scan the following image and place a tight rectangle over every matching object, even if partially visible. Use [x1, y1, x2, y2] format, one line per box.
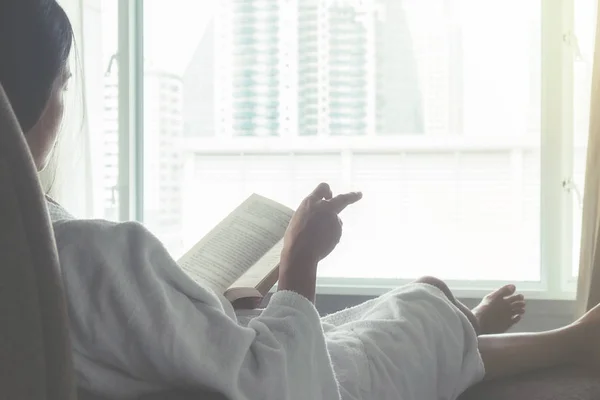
[309, 182, 333, 200]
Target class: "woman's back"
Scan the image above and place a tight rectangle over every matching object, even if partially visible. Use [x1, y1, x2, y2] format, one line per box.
[47, 200, 338, 399]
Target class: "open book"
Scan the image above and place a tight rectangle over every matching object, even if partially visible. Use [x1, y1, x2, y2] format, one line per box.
[178, 194, 294, 302]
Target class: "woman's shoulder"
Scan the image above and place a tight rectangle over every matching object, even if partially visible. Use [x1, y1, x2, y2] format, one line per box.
[47, 204, 224, 310]
[46, 200, 158, 259]
[46, 198, 150, 239]
[46, 196, 76, 222]
[50, 213, 176, 287]
[51, 215, 154, 251]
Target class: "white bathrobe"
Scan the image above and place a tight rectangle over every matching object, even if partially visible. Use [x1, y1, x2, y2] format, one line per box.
[47, 201, 484, 400]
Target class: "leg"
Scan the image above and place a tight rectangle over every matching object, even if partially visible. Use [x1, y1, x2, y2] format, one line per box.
[325, 280, 488, 400]
[479, 306, 599, 380]
[414, 276, 482, 334]
[416, 277, 598, 382]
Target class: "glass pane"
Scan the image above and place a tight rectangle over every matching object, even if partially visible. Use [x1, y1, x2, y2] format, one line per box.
[100, 1, 120, 221]
[143, 0, 541, 280]
[572, 0, 597, 277]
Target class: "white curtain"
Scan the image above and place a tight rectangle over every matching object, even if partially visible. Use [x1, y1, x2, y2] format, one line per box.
[39, 0, 104, 218]
[576, 1, 600, 316]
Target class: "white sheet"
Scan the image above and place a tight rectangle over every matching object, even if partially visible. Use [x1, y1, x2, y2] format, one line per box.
[321, 283, 485, 399]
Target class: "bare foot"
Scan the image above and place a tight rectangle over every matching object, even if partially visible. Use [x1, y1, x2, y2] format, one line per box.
[472, 285, 526, 334]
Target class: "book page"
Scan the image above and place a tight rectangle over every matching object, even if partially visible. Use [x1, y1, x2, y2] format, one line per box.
[229, 239, 284, 293]
[178, 194, 293, 293]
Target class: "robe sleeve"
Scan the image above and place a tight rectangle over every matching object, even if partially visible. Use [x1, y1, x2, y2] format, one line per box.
[52, 219, 340, 400]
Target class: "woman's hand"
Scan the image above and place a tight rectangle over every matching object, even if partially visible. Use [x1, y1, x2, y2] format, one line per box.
[283, 182, 362, 263]
[278, 183, 362, 301]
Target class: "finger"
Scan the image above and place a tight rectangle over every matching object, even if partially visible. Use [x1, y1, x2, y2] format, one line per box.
[310, 182, 333, 200]
[326, 191, 363, 214]
[505, 294, 525, 303]
[511, 314, 522, 323]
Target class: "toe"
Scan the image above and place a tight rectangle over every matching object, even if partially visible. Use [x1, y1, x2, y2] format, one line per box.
[511, 314, 523, 324]
[512, 302, 526, 315]
[489, 284, 516, 299]
[511, 300, 526, 308]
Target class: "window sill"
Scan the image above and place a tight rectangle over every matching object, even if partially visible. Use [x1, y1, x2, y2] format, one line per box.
[312, 279, 576, 301]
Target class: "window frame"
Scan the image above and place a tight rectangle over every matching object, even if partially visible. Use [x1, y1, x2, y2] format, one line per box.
[116, 0, 581, 300]
[117, 0, 144, 222]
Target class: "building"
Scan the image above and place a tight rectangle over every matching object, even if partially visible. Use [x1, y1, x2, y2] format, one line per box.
[301, 0, 425, 136]
[215, 0, 282, 137]
[327, 2, 369, 136]
[401, 0, 463, 135]
[103, 66, 184, 253]
[102, 58, 119, 221]
[297, 0, 320, 136]
[375, 0, 424, 135]
[144, 69, 184, 253]
[183, 21, 216, 137]
[186, 0, 427, 138]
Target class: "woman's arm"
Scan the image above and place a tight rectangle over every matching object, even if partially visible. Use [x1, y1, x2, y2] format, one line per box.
[278, 251, 318, 303]
[278, 183, 362, 303]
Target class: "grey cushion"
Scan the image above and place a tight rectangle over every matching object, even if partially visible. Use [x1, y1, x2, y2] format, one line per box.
[79, 368, 600, 400]
[79, 388, 228, 400]
[0, 83, 76, 399]
[458, 367, 600, 400]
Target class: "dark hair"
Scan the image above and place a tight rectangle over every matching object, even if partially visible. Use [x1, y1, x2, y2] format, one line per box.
[0, 0, 73, 133]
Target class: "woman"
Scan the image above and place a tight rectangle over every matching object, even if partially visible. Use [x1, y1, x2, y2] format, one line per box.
[2, 1, 598, 400]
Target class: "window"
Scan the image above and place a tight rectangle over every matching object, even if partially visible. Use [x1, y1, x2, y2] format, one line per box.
[90, 0, 596, 298]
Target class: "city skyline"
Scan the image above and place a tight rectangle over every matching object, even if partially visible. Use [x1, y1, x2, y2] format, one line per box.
[177, 0, 539, 139]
